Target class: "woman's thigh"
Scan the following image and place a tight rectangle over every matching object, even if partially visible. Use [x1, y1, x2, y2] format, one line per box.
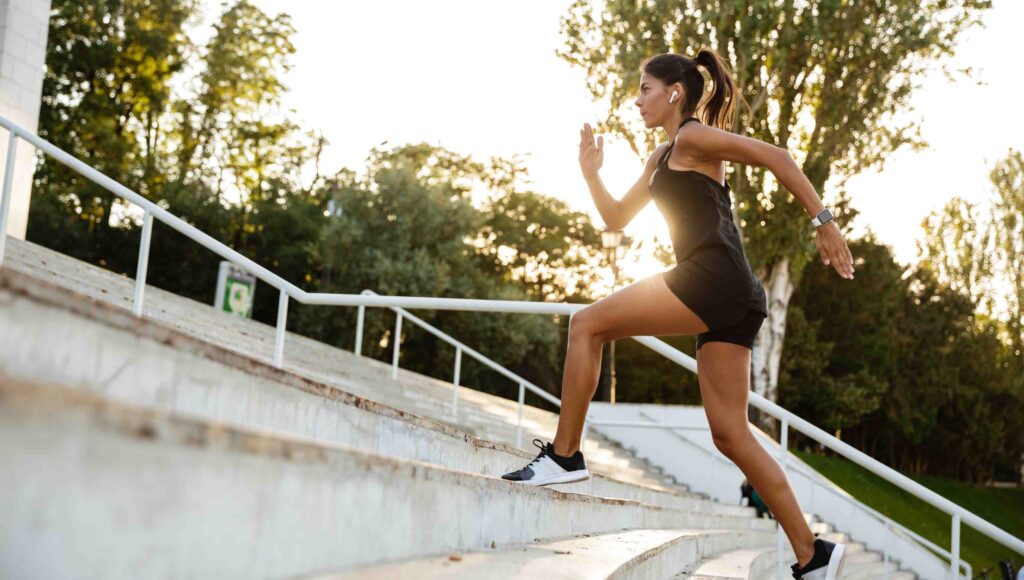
[570, 272, 710, 342]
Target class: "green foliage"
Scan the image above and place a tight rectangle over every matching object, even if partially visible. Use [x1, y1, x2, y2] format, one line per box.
[783, 234, 1024, 482]
[26, 0, 616, 403]
[987, 149, 1024, 388]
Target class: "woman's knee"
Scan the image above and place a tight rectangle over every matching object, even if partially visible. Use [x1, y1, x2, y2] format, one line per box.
[569, 308, 608, 343]
[711, 427, 754, 458]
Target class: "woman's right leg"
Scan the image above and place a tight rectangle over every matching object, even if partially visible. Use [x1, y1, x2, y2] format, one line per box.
[551, 273, 709, 457]
[696, 340, 817, 568]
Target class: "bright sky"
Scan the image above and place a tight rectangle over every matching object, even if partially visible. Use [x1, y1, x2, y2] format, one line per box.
[196, 0, 1023, 287]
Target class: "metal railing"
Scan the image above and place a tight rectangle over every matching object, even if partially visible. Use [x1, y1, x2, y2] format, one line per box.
[354, 288, 563, 449]
[1, 114, 1020, 580]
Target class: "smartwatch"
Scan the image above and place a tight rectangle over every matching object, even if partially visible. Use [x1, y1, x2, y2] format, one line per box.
[811, 208, 834, 228]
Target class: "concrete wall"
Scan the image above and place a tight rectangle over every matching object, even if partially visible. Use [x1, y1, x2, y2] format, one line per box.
[588, 401, 964, 580]
[0, 0, 51, 239]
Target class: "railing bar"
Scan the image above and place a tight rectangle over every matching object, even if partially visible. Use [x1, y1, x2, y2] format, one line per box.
[950, 512, 961, 580]
[0, 131, 18, 267]
[450, 347, 462, 417]
[515, 382, 525, 448]
[391, 312, 402, 380]
[273, 289, 289, 368]
[131, 211, 154, 317]
[354, 304, 365, 356]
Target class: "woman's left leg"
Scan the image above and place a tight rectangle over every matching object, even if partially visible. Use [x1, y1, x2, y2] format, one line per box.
[696, 340, 816, 568]
[551, 272, 710, 457]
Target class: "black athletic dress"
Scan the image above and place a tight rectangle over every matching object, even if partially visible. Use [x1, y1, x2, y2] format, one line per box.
[651, 116, 768, 350]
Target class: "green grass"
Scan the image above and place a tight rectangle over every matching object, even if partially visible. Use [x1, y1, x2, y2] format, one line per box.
[790, 449, 1024, 578]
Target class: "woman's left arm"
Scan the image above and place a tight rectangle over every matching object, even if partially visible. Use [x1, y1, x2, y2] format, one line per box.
[678, 123, 855, 280]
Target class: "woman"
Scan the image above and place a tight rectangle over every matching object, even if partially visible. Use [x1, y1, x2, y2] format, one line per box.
[501, 48, 854, 580]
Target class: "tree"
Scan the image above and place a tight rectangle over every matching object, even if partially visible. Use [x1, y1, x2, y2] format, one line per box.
[783, 235, 894, 442]
[28, 0, 197, 270]
[555, 0, 992, 434]
[917, 197, 997, 317]
[987, 149, 1024, 391]
[302, 143, 604, 400]
[787, 233, 1022, 481]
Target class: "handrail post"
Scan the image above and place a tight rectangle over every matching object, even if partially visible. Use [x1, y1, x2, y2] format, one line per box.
[450, 346, 462, 417]
[516, 381, 525, 448]
[0, 132, 17, 267]
[354, 304, 365, 356]
[883, 519, 891, 580]
[950, 512, 961, 580]
[777, 416, 789, 580]
[273, 289, 289, 368]
[391, 312, 402, 379]
[132, 211, 154, 317]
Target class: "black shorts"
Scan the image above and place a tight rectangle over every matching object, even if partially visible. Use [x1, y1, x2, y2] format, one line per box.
[662, 261, 767, 351]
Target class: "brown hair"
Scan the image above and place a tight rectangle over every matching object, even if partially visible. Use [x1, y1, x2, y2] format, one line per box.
[639, 48, 746, 131]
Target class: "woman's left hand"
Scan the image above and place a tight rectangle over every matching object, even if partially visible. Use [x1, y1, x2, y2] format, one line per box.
[814, 221, 855, 279]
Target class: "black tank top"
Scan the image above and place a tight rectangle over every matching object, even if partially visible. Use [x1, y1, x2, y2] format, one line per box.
[650, 117, 768, 316]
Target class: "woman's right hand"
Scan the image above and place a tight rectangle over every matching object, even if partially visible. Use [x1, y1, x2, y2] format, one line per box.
[578, 122, 603, 179]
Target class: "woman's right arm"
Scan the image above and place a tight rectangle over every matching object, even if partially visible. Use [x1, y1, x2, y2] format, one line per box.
[580, 122, 667, 230]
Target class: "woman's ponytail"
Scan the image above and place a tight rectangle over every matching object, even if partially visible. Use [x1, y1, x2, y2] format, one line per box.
[640, 48, 748, 131]
[694, 48, 743, 131]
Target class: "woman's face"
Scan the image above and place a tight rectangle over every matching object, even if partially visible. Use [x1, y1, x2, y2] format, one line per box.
[635, 73, 676, 128]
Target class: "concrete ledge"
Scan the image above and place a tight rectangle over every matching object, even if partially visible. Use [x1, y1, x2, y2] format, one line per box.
[0, 376, 774, 579]
[317, 528, 777, 580]
[672, 546, 776, 579]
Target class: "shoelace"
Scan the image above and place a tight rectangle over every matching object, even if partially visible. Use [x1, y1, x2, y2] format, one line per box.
[522, 438, 549, 470]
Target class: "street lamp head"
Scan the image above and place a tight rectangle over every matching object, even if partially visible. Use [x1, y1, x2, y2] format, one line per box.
[601, 228, 624, 249]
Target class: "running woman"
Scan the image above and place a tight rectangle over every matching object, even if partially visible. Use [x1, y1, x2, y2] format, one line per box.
[501, 48, 854, 580]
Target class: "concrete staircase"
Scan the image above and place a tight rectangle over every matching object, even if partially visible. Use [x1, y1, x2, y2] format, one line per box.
[0, 237, 903, 578]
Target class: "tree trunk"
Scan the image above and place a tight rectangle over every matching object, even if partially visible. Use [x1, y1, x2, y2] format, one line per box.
[750, 255, 797, 437]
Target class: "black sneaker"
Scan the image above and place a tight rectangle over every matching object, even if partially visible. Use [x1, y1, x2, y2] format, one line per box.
[791, 537, 847, 579]
[500, 438, 590, 486]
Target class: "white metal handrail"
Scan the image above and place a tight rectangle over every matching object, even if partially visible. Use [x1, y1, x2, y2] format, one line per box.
[355, 288, 561, 448]
[1, 114, 1019, 580]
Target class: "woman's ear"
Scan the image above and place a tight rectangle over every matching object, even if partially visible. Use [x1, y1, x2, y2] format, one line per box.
[672, 83, 685, 104]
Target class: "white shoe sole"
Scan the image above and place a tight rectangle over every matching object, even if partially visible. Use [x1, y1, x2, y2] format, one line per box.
[828, 543, 847, 579]
[518, 469, 590, 486]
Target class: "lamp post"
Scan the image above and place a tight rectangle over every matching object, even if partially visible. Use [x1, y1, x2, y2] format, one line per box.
[601, 228, 625, 404]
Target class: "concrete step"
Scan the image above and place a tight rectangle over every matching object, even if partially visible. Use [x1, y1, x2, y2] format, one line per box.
[677, 540, 916, 580]
[746, 541, 916, 580]
[840, 559, 913, 580]
[670, 544, 776, 579]
[673, 513, 918, 580]
[318, 528, 777, 580]
[0, 376, 776, 579]
[0, 265, 754, 520]
[3, 236, 693, 495]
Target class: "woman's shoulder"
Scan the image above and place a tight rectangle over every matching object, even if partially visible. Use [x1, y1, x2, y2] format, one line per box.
[645, 141, 673, 167]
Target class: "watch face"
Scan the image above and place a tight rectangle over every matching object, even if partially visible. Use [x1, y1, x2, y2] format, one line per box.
[819, 209, 833, 222]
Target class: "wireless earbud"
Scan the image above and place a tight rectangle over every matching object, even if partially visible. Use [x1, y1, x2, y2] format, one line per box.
[670, 90, 678, 103]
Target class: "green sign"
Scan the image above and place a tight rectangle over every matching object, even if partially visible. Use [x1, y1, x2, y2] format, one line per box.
[214, 261, 256, 318]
